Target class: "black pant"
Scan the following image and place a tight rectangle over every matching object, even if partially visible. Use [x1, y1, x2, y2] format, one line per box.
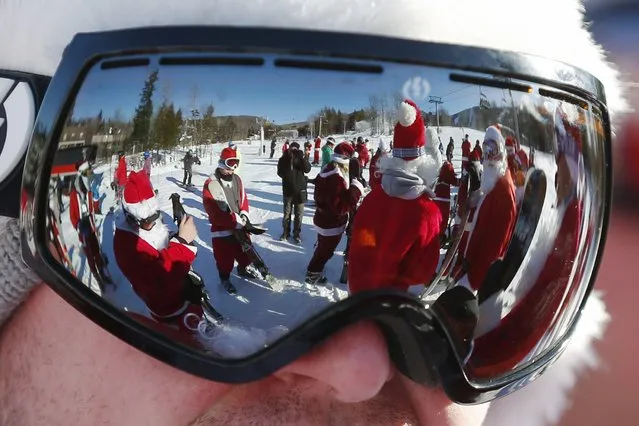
[183, 170, 192, 185]
[282, 196, 304, 238]
[270, 149, 275, 159]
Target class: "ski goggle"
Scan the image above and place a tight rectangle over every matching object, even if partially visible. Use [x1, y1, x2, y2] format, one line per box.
[7, 26, 612, 405]
[482, 139, 503, 162]
[223, 157, 240, 170]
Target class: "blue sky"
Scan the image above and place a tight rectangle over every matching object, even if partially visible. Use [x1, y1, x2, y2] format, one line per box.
[71, 55, 510, 124]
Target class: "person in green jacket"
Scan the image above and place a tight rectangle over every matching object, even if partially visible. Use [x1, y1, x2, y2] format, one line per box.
[321, 137, 336, 170]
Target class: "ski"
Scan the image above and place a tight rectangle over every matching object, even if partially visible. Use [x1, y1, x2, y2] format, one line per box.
[476, 168, 547, 304]
[233, 228, 271, 280]
[420, 195, 472, 301]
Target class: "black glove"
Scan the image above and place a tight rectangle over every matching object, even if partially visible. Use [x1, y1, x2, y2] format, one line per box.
[183, 270, 205, 305]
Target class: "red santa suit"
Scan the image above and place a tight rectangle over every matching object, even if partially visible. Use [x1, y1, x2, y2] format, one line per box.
[202, 147, 252, 280]
[69, 166, 107, 286]
[114, 154, 128, 203]
[453, 126, 517, 292]
[114, 171, 202, 331]
[433, 160, 459, 238]
[368, 149, 383, 190]
[348, 99, 442, 294]
[355, 141, 370, 169]
[313, 136, 321, 164]
[306, 142, 363, 283]
[461, 136, 472, 171]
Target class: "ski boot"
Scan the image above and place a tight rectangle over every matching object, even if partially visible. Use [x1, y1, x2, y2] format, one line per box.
[238, 264, 262, 280]
[293, 235, 302, 245]
[305, 271, 328, 285]
[220, 278, 237, 295]
[279, 231, 289, 241]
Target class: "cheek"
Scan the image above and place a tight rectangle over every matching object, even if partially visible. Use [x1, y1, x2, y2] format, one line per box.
[398, 374, 489, 426]
[3, 285, 231, 426]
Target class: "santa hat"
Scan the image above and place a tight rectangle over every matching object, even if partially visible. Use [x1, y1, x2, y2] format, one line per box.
[121, 171, 159, 221]
[392, 99, 426, 160]
[332, 142, 355, 165]
[218, 146, 240, 170]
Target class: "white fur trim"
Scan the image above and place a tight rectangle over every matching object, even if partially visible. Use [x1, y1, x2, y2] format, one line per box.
[169, 237, 197, 254]
[331, 153, 350, 165]
[211, 230, 234, 238]
[122, 193, 159, 220]
[484, 291, 610, 426]
[350, 179, 365, 194]
[314, 224, 346, 236]
[397, 100, 417, 127]
[0, 0, 627, 120]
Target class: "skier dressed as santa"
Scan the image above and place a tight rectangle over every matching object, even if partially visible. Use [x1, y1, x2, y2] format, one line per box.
[452, 125, 517, 293]
[69, 161, 111, 290]
[434, 152, 460, 242]
[347, 99, 442, 295]
[312, 135, 321, 165]
[203, 147, 261, 293]
[461, 134, 472, 171]
[355, 137, 370, 169]
[113, 151, 127, 204]
[114, 171, 208, 332]
[368, 139, 390, 191]
[469, 104, 585, 376]
[305, 141, 364, 284]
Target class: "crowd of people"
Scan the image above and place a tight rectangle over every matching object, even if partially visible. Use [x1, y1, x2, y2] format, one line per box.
[51, 96, 580, 368]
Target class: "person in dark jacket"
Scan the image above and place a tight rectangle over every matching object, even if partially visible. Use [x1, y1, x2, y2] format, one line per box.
[181, 150, 201, 186]
[277, 141, 312, 243]
[270, 138, 277, 159]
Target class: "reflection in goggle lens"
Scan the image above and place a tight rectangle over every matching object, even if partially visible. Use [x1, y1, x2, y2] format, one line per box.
[45, 53, 606, 382]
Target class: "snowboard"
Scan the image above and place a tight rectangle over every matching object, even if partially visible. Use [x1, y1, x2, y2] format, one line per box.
[476, 168, 547, 304]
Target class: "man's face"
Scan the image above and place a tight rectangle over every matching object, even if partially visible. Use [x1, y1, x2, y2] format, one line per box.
[0, 0, 624, 425]
[0, 284, 488, 425]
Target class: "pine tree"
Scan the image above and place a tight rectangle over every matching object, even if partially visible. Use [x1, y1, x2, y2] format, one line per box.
[128, 70, 159, 152]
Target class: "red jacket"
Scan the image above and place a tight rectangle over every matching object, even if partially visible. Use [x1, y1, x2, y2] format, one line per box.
[69, 184, 95, 230]
[368, 151, 382, 190]
[115, 157, 128, 186]
[469, 197, 582, 376]
[312, 163, 363, 235]
[455, 171, 517, 291]
[348, 187, 441, 294]
[434, 161, 459, 235]
[202, 173, 250, 239]
[113, 224, 197, 318]
[461, 140, 472, 170]
[355, 144, 370, 167]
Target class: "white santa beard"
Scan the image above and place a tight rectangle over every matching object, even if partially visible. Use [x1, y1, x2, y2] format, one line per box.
[480, 160, 506, 194]
[138, 220, 170, 251]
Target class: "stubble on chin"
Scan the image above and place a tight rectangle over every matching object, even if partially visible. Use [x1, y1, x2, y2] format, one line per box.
[190, 375, 420, 426]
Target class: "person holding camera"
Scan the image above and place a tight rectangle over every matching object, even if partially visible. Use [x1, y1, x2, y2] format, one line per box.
[113, 171, 205, 332]
[277, 141, 312, 243]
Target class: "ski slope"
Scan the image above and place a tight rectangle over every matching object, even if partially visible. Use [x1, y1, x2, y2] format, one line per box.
[57, 125, 499, 357]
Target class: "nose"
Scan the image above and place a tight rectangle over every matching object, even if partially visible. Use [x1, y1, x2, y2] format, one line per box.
[273, 321, 394, 403]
